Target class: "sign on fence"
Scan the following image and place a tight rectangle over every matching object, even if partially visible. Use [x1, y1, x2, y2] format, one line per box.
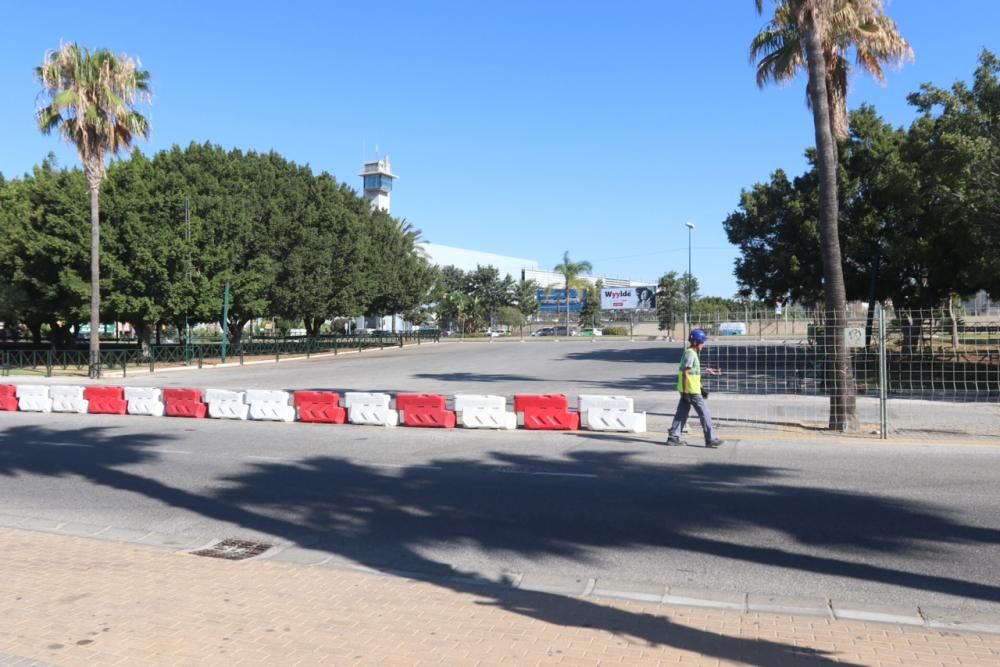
[844, 326, 866, 348]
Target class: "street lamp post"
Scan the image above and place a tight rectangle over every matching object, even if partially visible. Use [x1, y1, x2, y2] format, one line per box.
[686, 222, 694, 338]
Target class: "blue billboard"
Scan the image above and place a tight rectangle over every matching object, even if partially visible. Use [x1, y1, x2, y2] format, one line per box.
[536, 288, 585, 312]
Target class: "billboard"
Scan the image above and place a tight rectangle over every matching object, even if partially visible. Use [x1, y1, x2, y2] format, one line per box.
[536, 288, 584, 312]
[601, 286, 656, 310]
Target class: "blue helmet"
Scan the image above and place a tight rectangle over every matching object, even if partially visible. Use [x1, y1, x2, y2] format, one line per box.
[689, 328, 708, 344]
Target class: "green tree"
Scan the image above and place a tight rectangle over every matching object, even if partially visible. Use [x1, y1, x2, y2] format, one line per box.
[365, 214, 435, 330]
[1, 158, 90, 346]
[465, 265, 514, 329]
[512, 278, 539, 336]
[550, 251, 592, 334]
[36, 43, 151, 376]
[497, 305, 526, 333]
[577, 280, 602, 329]
[724, 105, 978, 316]
[656, 272, 685, 334]
[907, 50, 1000, 299]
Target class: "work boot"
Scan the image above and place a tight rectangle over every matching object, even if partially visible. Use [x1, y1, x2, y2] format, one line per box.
[705, 439, 724, 448]
[666, 436, 683, 446]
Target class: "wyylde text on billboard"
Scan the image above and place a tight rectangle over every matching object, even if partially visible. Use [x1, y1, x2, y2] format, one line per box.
[601, 287, 656, 310]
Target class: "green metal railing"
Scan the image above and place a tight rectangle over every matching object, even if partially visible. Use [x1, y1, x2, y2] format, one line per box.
[1, 332, 440, 377]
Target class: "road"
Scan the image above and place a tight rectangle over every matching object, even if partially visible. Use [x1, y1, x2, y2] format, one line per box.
[3, 339, 999, 616]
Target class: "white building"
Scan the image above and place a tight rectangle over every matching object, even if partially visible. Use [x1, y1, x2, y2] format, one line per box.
[420, 242, 537, 279]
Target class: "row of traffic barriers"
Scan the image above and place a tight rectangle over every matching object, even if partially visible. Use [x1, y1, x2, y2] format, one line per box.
[0, 384, 647, 433]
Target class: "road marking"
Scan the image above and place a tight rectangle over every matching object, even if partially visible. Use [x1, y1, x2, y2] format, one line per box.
[246, 455, 294, 462]
[495, 469, 598, 479]
[159, 449, 192, 455]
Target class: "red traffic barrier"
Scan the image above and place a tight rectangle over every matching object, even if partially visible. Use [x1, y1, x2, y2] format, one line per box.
[163, 388, 203, 402]
[293, 391, 346, 424]
[84, 386, 127, 415]
[514, 394, 569, 412]
[0, 385, 16, 412]
[163, 387, 207, 419]
[522, 410, 580, 430]
[395, 393, 456, 428]
[514, 394, 578, 430]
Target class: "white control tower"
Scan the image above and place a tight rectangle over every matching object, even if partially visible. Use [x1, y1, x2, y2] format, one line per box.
[359, 157, 397, 212]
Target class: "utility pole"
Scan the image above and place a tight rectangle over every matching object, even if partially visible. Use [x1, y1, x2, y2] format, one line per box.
[184, 197, 192, 364]
[686, 222, 694, 340]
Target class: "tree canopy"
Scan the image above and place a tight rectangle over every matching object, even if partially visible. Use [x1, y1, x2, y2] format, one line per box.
[725, 52, 1000, 311]
[0, 142, 435, 347]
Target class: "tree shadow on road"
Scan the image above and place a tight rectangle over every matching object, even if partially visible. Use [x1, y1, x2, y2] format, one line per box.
[3, 422, 999, 664]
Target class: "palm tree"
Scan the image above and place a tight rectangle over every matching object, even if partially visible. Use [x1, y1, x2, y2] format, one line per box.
[550, 251, 592, 335]
[753, 0, 869, 431]
[751, 0, 912, 140]
[36, 43, 151, 378]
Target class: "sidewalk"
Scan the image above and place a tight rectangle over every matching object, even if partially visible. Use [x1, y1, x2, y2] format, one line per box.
[2, 528, 998, 666]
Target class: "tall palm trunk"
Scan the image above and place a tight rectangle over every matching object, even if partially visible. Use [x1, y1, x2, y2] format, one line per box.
[88, 179, 101, 378]
[800, 8, 857, 431]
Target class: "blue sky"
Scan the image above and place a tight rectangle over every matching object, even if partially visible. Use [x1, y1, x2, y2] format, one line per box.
[2, 1, 998, 298]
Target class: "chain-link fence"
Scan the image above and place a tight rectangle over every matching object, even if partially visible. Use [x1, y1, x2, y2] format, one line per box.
[695, 307, 999, 439]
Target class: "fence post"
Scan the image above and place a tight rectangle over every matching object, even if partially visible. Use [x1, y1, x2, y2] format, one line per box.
[878, 304, 888, 439]
[398, 334, 403, 349]
[47, 350, 53, 378]
[334, 337, 338, 356]
[240, 344, 245, 365]
[149, 351, 155, 374]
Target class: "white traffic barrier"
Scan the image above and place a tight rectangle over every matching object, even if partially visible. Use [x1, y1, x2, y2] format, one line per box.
[49, 385, 89, 414]
[245, 389, 295, 422]
[343, 392, 398, 427]
[454, 394, 516, 430]
[578, 394, 646, 433]
[204, 388, 249, 420]
[15, 384, 52, 412]
[124, 387, 165, 417]
[583, 408, 647, 433]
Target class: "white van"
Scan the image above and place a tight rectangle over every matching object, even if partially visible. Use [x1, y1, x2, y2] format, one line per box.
[718, 322, 747, 336]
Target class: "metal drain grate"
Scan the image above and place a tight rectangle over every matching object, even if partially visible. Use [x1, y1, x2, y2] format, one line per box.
[191, 539, 273, 560]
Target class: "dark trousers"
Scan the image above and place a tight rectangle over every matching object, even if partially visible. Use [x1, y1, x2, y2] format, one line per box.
[668, 393, 717, 443]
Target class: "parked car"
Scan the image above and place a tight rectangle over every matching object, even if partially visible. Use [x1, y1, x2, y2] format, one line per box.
[551, 326, 579, 336]
[531, 327, 554, 337]
[482, 330, 501, 337]
[580, 327, 603, 337]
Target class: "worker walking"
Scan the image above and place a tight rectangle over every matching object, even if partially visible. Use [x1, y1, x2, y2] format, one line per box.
[667, 328, 723, 448]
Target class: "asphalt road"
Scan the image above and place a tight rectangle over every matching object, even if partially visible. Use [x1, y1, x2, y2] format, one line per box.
[3, 340, 1000, 616]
